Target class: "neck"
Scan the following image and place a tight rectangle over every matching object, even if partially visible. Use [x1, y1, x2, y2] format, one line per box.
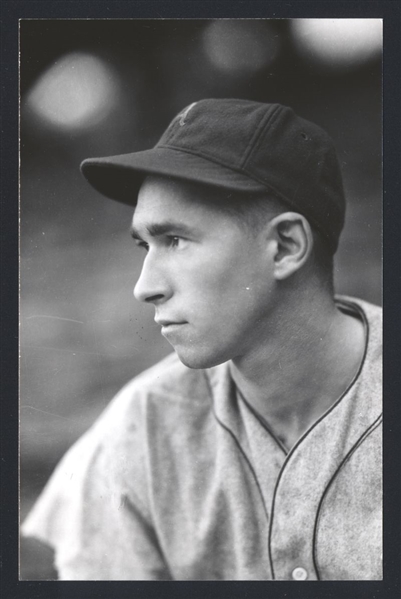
[230, 289, 365, 450]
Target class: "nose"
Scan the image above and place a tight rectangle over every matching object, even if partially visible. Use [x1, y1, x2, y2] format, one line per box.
[134, 253, 170, 304]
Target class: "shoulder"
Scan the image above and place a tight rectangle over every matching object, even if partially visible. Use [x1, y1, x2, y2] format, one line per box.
[335, 295, 382, 351]
[128, 351, 211, 399]
[336, 295, 382, 396]
[112, 352, 211, 412]
[22, 354, 217, 551]
[89, 352, 212, 440]
[335, 294, 381, 320]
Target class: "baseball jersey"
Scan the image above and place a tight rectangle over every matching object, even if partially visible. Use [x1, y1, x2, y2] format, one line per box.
[22, 296, 382, 580]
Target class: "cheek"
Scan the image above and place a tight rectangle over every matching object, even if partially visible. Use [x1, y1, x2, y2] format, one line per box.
[181, 254, 269, 321]
[187, 255, 243, 295]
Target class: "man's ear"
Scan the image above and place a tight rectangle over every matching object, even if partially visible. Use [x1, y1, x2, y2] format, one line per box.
[267, 212, 314, 280]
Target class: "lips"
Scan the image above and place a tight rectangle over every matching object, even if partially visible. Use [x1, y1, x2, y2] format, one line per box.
[155, 319, 186, 327]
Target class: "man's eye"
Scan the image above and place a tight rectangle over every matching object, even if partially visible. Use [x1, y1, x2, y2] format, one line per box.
[136, 241, 149, 252]
[169, 236, 181, 248]
[167, 236, 186, 249]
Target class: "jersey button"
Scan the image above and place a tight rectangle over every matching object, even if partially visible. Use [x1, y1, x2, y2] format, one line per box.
[291, 567, 308, 580]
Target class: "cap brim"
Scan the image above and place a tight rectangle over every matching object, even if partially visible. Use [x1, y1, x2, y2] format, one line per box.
[80, 147, 267, 207]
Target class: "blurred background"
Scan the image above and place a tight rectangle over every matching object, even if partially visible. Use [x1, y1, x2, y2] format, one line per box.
[19, 18, 382, 578]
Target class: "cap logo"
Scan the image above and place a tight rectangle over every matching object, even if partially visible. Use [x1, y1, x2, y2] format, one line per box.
[178, 102, 197, 126]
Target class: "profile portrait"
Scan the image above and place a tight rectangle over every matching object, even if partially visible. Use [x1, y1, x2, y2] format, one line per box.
[19, 18, 382, 581]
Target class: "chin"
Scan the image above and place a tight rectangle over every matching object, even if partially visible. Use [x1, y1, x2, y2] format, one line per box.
[173, 345, 231, 370]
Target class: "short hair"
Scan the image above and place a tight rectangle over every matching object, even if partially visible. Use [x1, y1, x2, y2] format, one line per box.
[201, 185, 335, 292]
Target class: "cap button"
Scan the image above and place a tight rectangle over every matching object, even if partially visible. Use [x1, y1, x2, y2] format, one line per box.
[291, 566, 308, 580]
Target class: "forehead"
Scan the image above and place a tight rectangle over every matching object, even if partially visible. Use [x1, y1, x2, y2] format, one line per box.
[132, 176, 231, 228]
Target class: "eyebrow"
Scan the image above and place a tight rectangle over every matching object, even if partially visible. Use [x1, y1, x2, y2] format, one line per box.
[130, 220, 196, 240]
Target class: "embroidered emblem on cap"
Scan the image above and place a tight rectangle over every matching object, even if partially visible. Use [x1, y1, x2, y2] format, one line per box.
[178, 102, 197, 126]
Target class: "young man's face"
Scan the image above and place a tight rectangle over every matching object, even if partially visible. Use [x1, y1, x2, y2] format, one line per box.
[132, 176, 276, 369]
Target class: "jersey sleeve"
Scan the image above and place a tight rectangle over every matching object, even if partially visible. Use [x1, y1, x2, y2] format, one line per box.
[21, 381, 172, 580]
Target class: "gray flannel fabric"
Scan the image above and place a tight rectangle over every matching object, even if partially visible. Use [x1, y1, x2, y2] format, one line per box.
[22, 296, 382, 580]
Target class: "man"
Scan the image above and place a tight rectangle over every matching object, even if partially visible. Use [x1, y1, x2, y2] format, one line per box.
[22, 99, 382, 580]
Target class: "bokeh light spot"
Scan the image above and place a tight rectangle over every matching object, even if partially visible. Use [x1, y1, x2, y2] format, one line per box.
[26, 52, 119, 130]
[203, 20, 280, 76]
[291, 19, 382, 69]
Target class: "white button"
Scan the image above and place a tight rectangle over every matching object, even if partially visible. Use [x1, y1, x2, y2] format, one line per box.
[292, 567, 308, 580]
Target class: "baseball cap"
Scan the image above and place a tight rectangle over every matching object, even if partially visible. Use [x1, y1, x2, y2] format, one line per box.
[81, 99, 346, 252]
